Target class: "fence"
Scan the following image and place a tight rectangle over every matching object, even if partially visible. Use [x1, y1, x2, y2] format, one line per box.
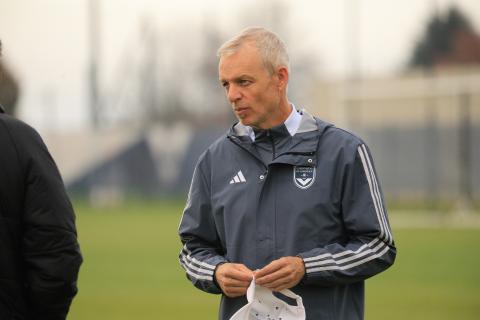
[310, 68, 480, 206]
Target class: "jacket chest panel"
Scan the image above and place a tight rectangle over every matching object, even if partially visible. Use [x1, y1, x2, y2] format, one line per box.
[266, 164, 343, 248]
[210, 150, 267, 263]
[209, 154, 344, 266]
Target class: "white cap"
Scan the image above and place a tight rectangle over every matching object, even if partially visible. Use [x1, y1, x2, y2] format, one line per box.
[229, 279, 306, 320]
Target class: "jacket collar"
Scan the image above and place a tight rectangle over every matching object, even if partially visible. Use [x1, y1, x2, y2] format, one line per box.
[228, 109, 328, 138]
[240, 106, 302, 142]
[227, 109, 333, 167]
[253, 123, 290, 141]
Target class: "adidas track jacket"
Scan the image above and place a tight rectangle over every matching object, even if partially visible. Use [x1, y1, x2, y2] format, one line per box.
[178, 110, 396, 319]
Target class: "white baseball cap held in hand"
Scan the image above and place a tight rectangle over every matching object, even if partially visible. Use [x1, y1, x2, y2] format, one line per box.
[229, 278, 305, 320]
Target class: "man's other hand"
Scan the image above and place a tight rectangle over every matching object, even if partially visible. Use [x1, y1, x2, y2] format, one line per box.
[215, 263, 254, 297]
[254, 256, 305, 291]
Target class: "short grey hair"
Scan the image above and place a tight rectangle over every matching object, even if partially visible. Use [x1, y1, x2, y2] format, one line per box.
[217, 26, 290, 75]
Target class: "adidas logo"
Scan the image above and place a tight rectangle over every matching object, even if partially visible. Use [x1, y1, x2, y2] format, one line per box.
[229, 170, 246, 184]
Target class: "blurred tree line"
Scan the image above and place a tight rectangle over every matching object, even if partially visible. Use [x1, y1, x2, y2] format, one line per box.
[409, 6, 480, 69]
[2, 4, 480, 124]
[96, 0, 319, 130]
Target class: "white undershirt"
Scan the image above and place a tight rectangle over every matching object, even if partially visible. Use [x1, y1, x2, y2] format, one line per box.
[246, 104, 301, 142]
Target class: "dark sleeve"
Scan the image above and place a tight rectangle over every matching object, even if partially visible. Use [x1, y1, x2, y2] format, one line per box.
[298, 143, 396, 286]
[178, 153, 227, 294]
[12, 121, 83, 319]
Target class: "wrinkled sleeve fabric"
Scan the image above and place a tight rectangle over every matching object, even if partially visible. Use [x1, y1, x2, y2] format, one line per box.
[298, 143, 396, 286]
[178, 152, 227, 294]
[12, 121, 82, 319]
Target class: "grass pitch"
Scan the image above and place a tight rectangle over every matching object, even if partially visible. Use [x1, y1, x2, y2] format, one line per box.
[68, 201, 480, 319]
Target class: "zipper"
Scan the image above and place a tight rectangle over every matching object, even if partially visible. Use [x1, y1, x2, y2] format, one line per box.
[266, 129, 276, 160]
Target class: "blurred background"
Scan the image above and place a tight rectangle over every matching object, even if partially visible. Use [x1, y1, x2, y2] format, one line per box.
[1, 0, 479, 319]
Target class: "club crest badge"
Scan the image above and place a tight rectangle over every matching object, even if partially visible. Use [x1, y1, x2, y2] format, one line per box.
[293, 166, 316, 189]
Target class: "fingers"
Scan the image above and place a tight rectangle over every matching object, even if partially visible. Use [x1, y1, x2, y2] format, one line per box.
[215, 263, 253, 298]
[256, 268, 292, 291]
[254, 259, 283, 279]
[214, 257, 305, 297]
[254, 256, 305, 291]
[232, 264, 255, 281]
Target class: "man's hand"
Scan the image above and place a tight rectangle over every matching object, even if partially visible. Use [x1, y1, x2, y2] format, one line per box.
[215, 263, 254, 298]
[254, 256, 305, 291]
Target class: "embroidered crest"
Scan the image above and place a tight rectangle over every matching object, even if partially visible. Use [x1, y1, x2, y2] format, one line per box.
[293, 166, 316, 189]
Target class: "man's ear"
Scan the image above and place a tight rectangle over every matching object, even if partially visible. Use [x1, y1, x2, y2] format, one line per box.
[276, 66, 289, 91]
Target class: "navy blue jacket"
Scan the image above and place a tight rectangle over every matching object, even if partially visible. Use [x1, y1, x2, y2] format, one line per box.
[179, 110, 396, 319]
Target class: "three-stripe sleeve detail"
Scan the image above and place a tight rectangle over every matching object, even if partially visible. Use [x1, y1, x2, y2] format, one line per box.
[304, 144, 392, 274]
[358, 144, 393, 244]
[179, 244, 216, 281]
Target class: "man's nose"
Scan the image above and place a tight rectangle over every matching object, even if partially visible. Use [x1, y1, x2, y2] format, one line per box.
[227, 85, 242, 102]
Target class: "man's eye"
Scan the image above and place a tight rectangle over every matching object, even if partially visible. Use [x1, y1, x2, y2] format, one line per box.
[221, 82, 229, 89]
[239, 80, 250, 86]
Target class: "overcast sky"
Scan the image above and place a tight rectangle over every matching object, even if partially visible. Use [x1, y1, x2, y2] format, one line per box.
[1, 0, 480, 131]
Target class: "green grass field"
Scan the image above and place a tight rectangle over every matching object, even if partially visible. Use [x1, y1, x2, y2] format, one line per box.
[68, 201, 480, 319]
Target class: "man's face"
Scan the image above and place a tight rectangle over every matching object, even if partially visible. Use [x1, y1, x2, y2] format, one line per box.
[219, 44, 282, 129]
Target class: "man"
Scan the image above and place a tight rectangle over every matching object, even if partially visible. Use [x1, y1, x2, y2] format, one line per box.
[178, 27, 396, 319]
[0, 40, 82, 319]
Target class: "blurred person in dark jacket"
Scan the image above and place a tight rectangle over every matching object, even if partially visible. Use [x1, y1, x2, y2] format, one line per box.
[0, 40, 82, 320]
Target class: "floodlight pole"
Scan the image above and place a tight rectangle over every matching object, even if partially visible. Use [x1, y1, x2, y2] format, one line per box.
[88, 0, 101, 130]
[345, 0, 362, 132]
[458, 92, 473, 213]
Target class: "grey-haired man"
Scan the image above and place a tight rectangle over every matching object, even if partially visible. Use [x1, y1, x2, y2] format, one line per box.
[179, 27, 396, 319]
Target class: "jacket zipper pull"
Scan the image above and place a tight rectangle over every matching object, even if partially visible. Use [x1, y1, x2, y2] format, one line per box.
[267, 129, 276, 160]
